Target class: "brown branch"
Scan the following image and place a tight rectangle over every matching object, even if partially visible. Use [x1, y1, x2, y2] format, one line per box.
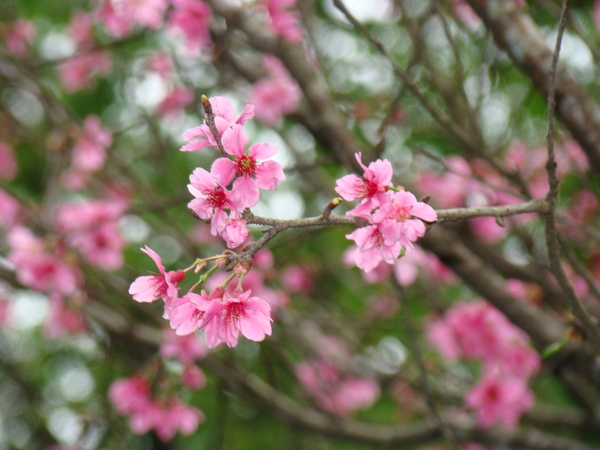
[205, 0, 362, 172]
[540, 0, 600, 353]
[465, 0, 600, 173]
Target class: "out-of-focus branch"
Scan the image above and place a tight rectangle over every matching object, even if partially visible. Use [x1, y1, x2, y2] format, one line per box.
[540, 0, 600, 353]
[465, 0, 600, 173]
[205, 0, 362, 172]
[422, 226, 565, 348]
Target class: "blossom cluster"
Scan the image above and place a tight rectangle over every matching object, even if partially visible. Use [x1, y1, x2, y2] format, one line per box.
[109, 375, 204, 442]
[129, 246, 273, 349]
[336, 153, 438, 272]
[0, 121, 128, 337]
[182, 96, 286, 248]
[427, 300, 540, 429]
[295, 336, 380, 417]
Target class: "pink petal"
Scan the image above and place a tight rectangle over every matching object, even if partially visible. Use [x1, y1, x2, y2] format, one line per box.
[129, 276, 158, 302]
[255, 160, 285, 190]
[141, 246, 165, 273]
[411, 202, 437, 222]
[249, 142, 278, 160]
[232, 176, 260, 208]
[211, 157, 236, 187]
[180, 140, 211, 152]
[221, 124, 248, 157]
[237, 104, 255, 124]
[189, 167, 217, 192]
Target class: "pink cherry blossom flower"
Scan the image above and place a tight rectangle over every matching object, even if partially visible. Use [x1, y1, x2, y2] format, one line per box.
[4, 20, 36, 58]
[262, 0, 304, 42]
[346, 224, 402, 273]
[427, 300, 540, 381]
[187, 167, 248, 236]
[181, 96, 255, 152]
[128, 246, 186, 303]
[0, 141, 17, 180]
[168, 290, 215, 336]
[336, 152, 393, 213]
[207, 269, 289, 315]
[220, 218, 250, 249]
[372, 190, 437, 251]
[200, 289, 272, 348]
[168, 0, 212, 55]
[212, 124, 286, 207]
[465, 373, 535, 430]
[249, 55, 301, 125]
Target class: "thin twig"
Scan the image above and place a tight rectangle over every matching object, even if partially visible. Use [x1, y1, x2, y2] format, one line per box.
[397, 284, 458, 449]
[542, 0, 600, 352]
[201, 94, 228, 157]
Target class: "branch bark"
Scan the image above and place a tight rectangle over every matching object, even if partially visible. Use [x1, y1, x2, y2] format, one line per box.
[465, 0, 600, 173]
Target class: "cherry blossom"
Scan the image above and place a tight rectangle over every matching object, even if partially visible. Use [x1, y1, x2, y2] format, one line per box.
[346, 224, 402, 273]
[181, 96, 254, 152]
[167, 290, 215, 336]
[200, 289, 272, 348]
[212, 124, 286, 207]
[335, 152, 393, 212]
[187, 167, 248, 237]
[128, 246, 186, 304]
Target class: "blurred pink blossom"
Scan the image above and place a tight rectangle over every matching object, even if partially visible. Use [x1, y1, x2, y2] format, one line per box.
[262, 0, 303, 42]
[4, 20, 36, 58]
[68, 10, 95, 49]
[281, 265, 313, 293]
[249, 55, 301, 125]
[465, 373, 534, 430]
[157, 86, 194, 119]
[296, 359, 380, 416]
[168, 0, 212, 54]
[58, 50, 112, 92]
